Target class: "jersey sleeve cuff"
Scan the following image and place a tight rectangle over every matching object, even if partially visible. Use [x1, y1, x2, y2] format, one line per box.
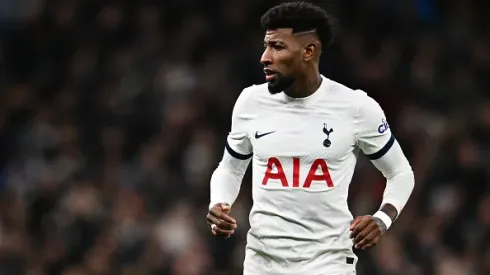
[365, 134, 395, 160]
[225, 141, 253, 160]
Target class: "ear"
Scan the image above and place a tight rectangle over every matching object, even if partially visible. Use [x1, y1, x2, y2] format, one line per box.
[303, 42, 318, 62]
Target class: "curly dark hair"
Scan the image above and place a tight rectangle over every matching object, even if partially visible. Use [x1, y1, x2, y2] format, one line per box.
[260, 1, 335, 48]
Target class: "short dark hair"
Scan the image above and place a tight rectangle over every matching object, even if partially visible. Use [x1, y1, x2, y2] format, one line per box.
[260, 1, 335, 47]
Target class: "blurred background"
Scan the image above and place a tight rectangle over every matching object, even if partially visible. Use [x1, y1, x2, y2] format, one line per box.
[0, 0, 489, 274]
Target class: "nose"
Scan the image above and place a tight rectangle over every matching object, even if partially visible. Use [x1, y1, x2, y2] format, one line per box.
[260, 47, 272, 66]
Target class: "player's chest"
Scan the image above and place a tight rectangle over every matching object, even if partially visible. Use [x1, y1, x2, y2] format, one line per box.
[249, 108, 356, 161]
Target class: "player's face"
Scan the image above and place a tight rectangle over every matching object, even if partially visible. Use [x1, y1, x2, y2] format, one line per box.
[261, 29, 305, 94]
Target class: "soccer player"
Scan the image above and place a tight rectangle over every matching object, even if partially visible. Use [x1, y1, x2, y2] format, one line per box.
[206, 2, 415, 274]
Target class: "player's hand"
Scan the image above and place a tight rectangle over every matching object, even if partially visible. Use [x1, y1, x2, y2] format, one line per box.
[349, 215, 387, 250]
[206, 203, 237, 238]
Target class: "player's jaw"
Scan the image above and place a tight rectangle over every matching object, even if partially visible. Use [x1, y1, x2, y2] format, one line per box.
[264, 68, 295, 94]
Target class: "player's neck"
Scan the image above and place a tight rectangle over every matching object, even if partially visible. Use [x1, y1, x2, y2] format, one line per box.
[284, 71, 322, 99]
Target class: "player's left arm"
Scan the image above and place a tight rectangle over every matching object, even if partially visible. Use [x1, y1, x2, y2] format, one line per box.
[350, 93, 415, 249]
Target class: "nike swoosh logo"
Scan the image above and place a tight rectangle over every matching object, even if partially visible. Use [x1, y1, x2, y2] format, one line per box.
[255, 131, 276, 139]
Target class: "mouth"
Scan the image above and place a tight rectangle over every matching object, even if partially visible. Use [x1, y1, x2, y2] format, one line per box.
[263, 68, 277, 81]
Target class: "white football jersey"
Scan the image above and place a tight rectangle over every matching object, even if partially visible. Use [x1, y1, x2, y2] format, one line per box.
[226, 76, 393, 275]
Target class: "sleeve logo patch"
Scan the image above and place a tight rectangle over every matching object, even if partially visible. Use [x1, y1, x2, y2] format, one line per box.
[378, 118, 390, 134]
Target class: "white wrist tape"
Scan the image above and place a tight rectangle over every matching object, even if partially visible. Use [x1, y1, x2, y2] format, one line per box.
[373, 211, 392, 230]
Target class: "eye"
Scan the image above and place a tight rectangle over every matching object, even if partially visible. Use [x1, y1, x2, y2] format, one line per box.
[272, 44, 284, 51]
[264, 42, 285, 51]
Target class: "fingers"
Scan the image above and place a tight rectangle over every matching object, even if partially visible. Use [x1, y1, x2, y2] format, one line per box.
[210, 205, 236, 224]
[355, 231, 381, 250]
[353, 220, 378, 245]
[207, 203, 237, 237]
[206, 213, 236, 230]
[207, 214, 237, 234]
[349, 216, 371, 239]
[209, 224, 234, 239]
[349, 216, 363, 231]
[350, 216, 382, 250]
[221, 203, 231, 212]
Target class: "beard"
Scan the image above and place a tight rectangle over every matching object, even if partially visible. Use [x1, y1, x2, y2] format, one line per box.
[267, 73, 295, 94]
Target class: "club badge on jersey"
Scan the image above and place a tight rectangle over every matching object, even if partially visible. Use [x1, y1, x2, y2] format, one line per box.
[322, 123, 334, 147]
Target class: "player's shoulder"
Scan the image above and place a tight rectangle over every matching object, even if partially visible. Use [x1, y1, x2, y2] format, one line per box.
[327, 79, 369, 102]
[237, 83, 271, 104]
[232, 83, 267, 115]
[239, 83, 266, 99]
[326, 78, 380, 110]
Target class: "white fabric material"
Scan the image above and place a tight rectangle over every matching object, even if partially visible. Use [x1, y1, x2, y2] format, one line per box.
[370, 140, 415, 216]
[209, 76, 414, 274]
[373, 211, 393, 230]
[209, 148, 251, 209]
[209, 86, 255, 209]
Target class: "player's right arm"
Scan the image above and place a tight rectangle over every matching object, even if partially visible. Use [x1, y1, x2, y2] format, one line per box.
[207, 87, 254, 237]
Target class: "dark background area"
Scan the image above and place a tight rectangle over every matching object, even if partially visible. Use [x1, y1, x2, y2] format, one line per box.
[0, 0, 489, 274]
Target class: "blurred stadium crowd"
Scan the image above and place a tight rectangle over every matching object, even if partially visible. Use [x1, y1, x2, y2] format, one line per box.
[0, 0, 489, 274]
